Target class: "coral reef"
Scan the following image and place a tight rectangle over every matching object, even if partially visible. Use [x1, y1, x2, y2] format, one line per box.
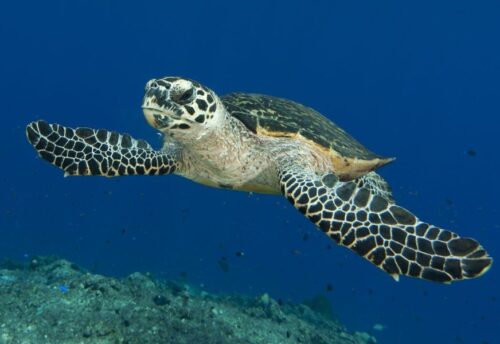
[0, 256, 376, 344]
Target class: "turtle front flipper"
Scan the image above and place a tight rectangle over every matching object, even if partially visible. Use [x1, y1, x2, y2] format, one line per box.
[26, 120, 179, 177]
[278, 165, 492, 283]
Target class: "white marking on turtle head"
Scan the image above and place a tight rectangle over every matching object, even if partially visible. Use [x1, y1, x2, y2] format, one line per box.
[142, 76, 227, 140]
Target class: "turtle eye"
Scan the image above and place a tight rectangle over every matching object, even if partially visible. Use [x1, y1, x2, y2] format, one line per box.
[172, 87, 195, 105]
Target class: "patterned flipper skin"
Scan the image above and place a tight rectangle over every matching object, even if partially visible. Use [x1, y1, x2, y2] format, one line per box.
[26, 120, 178, 177]
[279, 170, 492, 283]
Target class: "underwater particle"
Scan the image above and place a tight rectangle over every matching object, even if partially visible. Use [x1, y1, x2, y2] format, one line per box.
[326, 244, 332, 250]
[368, 288, 373, 295]
[291, 249, 302, 256]
[326, 284, 334, 292]
[372, 323, 386, 331]
[217, 257, 230, 273]
[121, 228, 127, 235]
[302, 233, 309, 241]
[153, 295, 170, 306]
[235, 251, 245, 257]
[58, 285, 69, 294]
[466, 149, 477, 156]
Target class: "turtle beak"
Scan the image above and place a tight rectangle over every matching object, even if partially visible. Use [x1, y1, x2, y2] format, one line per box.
[142, 108, 171, 129]
[142, 91, 175, 129]
[143, 108, 157, 127]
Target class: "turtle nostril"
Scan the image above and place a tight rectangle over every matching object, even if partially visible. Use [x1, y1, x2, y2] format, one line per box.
[146, 80, 159, 91]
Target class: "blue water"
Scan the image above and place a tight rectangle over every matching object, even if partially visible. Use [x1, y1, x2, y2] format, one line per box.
[1, 1, 499, 343]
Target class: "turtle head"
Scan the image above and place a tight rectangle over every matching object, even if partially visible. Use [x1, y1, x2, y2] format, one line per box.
[142, 77, 223, 139]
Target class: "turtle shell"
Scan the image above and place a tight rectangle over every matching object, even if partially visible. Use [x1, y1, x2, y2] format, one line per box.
[222, 93, 394, 181]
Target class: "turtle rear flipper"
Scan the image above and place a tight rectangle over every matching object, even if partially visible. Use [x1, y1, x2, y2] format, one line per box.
[278, 165, 492, 282]
[26, 120, 178, 177]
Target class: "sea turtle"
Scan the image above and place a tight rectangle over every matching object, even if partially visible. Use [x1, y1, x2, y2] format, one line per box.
[26, 76, 492, 283]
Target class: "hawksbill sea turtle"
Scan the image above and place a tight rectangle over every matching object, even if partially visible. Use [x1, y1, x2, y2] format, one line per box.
[26, 76, 492, 283]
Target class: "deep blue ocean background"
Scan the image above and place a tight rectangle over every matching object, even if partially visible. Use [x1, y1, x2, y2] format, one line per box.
[1, 1, 499, 343]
